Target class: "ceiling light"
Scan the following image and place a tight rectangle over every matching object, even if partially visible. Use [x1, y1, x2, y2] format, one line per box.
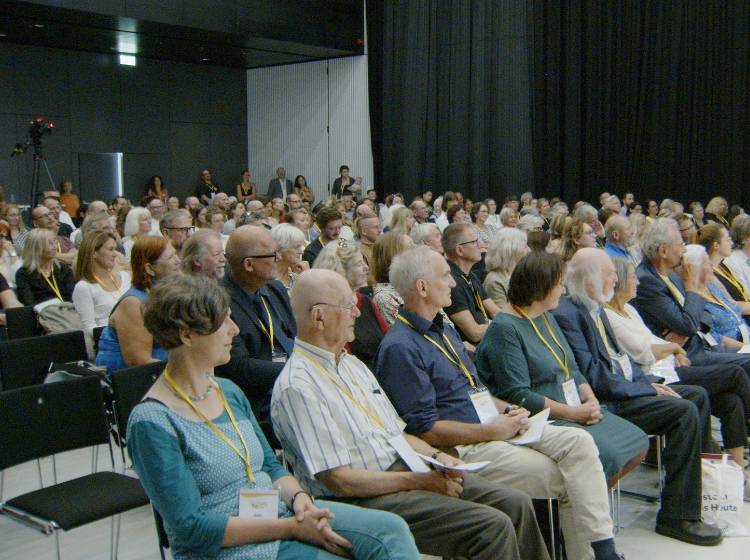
[33, 23, 45, 28]
[119, 54, 136, 66]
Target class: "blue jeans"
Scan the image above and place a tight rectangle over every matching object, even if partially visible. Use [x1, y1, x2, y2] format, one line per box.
[277, 500, 419, 559]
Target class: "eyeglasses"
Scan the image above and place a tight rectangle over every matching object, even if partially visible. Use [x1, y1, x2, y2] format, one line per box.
[244, 252, 279, 262]
[164, 226, 195, 234]
[458, 238, 480, 247]
[310, 299, 358, 312]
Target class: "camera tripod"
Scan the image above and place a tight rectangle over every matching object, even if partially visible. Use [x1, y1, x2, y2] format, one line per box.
[30, 153, 55, 207]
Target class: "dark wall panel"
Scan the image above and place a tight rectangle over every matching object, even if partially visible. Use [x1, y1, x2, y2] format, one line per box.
[0, 42, 247, 205]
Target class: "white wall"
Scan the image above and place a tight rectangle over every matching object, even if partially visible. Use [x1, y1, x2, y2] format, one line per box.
[247, 56, 374, 204]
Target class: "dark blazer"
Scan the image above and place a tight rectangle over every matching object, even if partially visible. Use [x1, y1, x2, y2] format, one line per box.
[267, 178, 293, 199]
[332, 177, 359, 197]
[633, 259, 711, 357]
[551, 296, 658, 402]
[216, 274, 296, 421]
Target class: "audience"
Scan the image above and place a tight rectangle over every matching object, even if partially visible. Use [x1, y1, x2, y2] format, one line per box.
[159, 209, 194, 253]
[95, 236, 179, 374]
[551, 248, 722, 546]
[235, 168, 257, 201]
[15, 228, 74, 306]
[271, 269, 550, 560]
[705, 196, 729, 227]
[699, 222, 750, 306]
[196, 168, 220, 205]
[122, 207, 155, 258]
[2, 203, 27, 244]
[725, 214, 750, 292]
[377, 246, 626, 560]
[302, 207, 342, 265]
[73, 229, 131, 336]
[180, 229, 226, 281]
[603, 214, 635, 264]
[371, 232, 414, 326]
[388, 206, 415, 236]
[561, 217, 596, 261]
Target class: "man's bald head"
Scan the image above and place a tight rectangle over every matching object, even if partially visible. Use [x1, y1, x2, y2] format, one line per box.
[356, 204, 376, 219]
[226, 225, 273, 270]
[291, 269, 354, 338]
[246, 200, 264, 212]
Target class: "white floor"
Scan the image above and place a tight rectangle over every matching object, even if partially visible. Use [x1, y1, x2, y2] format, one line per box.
[1, 444, 748, 560]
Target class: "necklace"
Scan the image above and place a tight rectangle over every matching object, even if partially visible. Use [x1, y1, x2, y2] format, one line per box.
[167, 372, 215, 402]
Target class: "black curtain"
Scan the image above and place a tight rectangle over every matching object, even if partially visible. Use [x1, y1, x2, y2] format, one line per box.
[529, 1, 750, 206]
[367, 0, 534, 202]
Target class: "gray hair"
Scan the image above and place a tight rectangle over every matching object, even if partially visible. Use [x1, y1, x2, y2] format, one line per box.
[640, 218, 679, 260]
[237, 210, 265, 226]
[485, 228, 528, 274]
[21, 228, 56, 273]
[517, 214, 544, 232]
[76, 211, 112, 248]
[181, 228, 222, 274]
[499, 207, 517, 226]
[123, 207, 151, 237]
[410, 222, 439, 245]
[389, 245, 439, 298]
[730, 214, 750, 245]
[142, 275, 229, 350]
[313, 240, 363, 288]
[519, 206, 540, 217]
[565, 251, 605, 310]
[550, 202, 569, 217]
[683, 243, 706, 266]
[160, 209, 191, 230]
[573, 204, 597, 222]
[442, 223, 474, 255]
[271, 223, 305, 252]
[612, 257, 635, 296]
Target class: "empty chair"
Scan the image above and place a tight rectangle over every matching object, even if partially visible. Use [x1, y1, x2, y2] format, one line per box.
[0, 330, 87, 390]
[6, 305, 41, 339]
[0, 375, 149, 559]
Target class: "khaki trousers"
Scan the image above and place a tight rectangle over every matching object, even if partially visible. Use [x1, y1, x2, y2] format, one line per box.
[457, 424, 613, 560]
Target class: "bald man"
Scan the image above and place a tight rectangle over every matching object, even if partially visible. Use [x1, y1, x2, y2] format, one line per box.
[215, 226, 295, 430]
[603, 214, 635, 263]
[272, 270, 548, 560]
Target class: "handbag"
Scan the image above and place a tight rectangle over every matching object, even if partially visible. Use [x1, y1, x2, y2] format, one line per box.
[701, 453, 748, 537]
[36, 301, 94, 359]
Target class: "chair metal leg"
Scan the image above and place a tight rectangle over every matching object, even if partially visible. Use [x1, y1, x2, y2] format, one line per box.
[547, 498, 556, 560]
[656, 435, 664, 496]
[51, 455, 58, 485]
[54, 530, 62, 560]
[0, 471, 4, 500]
[37, 459, 44, 488]
[110, 515, 115, 560]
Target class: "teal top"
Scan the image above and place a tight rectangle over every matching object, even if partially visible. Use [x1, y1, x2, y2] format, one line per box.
[127, 378, 291, 560]
[476, 311, 589, 413]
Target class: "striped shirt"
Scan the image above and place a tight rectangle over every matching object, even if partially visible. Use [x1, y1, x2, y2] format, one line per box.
[271, 338, 406, 497]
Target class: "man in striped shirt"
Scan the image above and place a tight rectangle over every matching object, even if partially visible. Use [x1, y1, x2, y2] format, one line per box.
[271, 269, 549, 560]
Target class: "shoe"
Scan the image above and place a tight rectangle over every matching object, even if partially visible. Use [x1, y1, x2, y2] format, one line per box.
[655, 519, 723, 546]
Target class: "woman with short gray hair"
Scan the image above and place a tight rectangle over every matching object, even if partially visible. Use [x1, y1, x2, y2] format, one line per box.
[483, 228, 529, 308]
[271, 223, 308, 292]
[127, 275, 419, 560]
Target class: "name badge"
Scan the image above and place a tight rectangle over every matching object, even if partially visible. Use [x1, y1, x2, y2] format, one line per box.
[388, 434, 430, 473]
[740, 323, 750, 344]
[469, 388, 499, 424]
[238, 489, 279, 519]
[271, 350, 288, 363]
[561, 379, 581, 406]
[611, 352, 633, 382]
[698, 332, 719, 347]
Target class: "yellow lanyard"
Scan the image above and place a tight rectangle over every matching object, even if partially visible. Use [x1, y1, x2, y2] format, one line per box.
[164, 370, 254, 482]
[93, 271, 123, 296]
[294, 347, 385, 429]
[461, 274, 488, 320]
[256, 296, 275, 349]
[42, 267, 64, 302]
[704, 290, 742, 324]
[714, 264, 749, 302]
[397, 314, 476, 387]
[513, 307, 570, 379]
[659, 274, 686, 307]
[595, 315, 615, 356]
[56, 240, 62, 254]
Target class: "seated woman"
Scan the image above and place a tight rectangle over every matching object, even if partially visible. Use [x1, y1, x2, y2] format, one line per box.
[16, 228, 76, 306]
[698, 223, 750, 310]
[483, 227, 528, 308]
[0, 271, 21, 326]
[560, 217, 597, 261]
[475, 251, 648, 484]
[96, 236, 180, 375]
[73, 229, 131, 336]
[271, 224, 308, 292]
[388, 207, 415, 236]
[471, 201, 497, 245]
[122, 207, 154, 258]
[128, 275, 418, 560]
[371, 232, 414, 326]
[605, 256, 750, 478]
[314, 239, 388, 369]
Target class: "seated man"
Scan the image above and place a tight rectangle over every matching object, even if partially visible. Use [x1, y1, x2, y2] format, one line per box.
[634, 217, 750, 378]
[181, 228, 226, 281]
[551, 248, 721, 546]
[217, 226, 295, 427]
[302, 207, 343, 266]
[376, 246, 626, 560]
[271, 269, 549, 560]
[442, 223, 500, 343]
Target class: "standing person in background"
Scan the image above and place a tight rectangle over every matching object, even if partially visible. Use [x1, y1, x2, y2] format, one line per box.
[332, 165, 355, 197]
[235, 169, 257, 202]
[293, 175, 315, 206]
[196, 169, 220, 205]
[144, 175, 168, 204]
[59, 179, 81, 225]
[268, 167, 293, 200]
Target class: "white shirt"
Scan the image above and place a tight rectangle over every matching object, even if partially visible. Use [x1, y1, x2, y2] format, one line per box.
[435, 213, 449, 232]
[723, 250, 750, 295]
[59, 210, 75, 229]
[271, 339, 407, 497]
[72, 271, 131, 335]
[486, 214, 501, 229]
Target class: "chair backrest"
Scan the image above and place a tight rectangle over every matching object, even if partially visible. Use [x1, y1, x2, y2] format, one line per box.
[0, 376, 110, 471]
[0, 330, 88, 390]
[6, 306, 41, 339]
[92, 325, 105, 355]
[110, 361, 165, 443]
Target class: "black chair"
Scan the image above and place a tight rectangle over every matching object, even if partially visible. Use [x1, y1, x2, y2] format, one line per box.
[153, 507, 170, 560]
[0, 330, 87, 390]
[92, 326, 105, 355]
[109, 361, 165, 464]
[0, 376, 149, 559]
[6, 305, 42, 339]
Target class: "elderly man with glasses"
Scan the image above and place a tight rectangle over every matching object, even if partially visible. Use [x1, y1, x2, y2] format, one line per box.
[217, 225, 296, 431]
[159, 209, 194, 252]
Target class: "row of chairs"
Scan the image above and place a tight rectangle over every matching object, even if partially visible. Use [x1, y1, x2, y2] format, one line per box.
[0, 326, 171, 559]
